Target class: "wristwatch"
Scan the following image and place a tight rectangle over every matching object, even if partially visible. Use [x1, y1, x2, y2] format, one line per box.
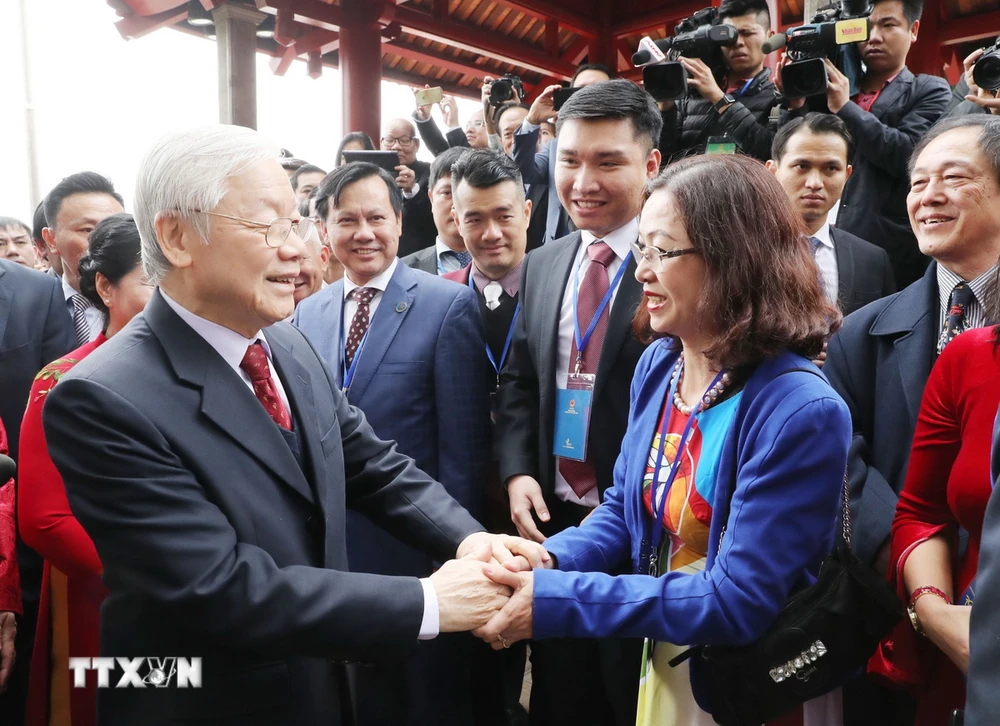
[714, 93, 736, 113]
[907, 585, 951, 637]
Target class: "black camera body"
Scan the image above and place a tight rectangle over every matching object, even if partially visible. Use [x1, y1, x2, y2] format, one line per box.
[489, 74, 525, 106]
[781, 0, 871, 98]
[640, 7, 737, 101]
[973, 36, 1000, 91]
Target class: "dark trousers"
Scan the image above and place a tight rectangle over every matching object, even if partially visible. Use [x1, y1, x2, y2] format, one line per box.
[0, 596, 37, 726]
[842, 674, 917, 726]
[527, 497, 642, 726]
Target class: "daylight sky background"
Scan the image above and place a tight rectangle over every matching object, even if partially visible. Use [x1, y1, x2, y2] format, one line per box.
[0, 0, 481, 223]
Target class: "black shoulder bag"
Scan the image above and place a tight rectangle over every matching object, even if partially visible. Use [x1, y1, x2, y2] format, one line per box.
[669, 366, 905, 726]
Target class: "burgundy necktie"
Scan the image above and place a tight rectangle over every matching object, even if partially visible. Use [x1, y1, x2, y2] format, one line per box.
[559, 241, 618, 499]
[345, 287, 377, 367]
[240, 342, 292, 430]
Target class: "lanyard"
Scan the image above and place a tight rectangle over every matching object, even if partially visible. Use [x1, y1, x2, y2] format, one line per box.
[340, 299, 374, 394]
[732, 77, 753, 98]
[647, 365, 727, 576]
[572, 250, 630, 373]
[469, 274, 520, 379]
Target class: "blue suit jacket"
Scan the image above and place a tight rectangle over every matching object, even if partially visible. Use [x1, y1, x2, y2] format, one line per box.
[533, 342, 850, 709]
[293, 262, 492, 575]
[512, 128, 563, 244]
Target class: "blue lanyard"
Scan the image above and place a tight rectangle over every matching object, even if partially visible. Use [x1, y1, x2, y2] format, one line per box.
[647, 365, 727, 575]
[572, 250, 630, 372]
[734, 77, 753, 98]
[340, 301, 373, 393]
[469, 273, 520, 378]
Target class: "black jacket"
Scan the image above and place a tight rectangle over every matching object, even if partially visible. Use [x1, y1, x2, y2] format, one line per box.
[398, 160, 436, 258]
[659, 68, 780, 162]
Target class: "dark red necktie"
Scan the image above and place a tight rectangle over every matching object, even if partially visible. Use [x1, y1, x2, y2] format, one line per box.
[240, 342, 292, 430]
[345, 287, 377, 367]
[559, 241, 617, 499]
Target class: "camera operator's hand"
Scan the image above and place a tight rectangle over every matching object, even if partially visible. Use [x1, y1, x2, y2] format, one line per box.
[440, 95, 460, 127]
[527, 84, 561, 125]
[679, 57, 725, 106]
[414, 84, 433, 122]
[962, 48, 1000, 115]
[823, 59, 851, 114]
[481, 77, 497, 133]
[775, 52, 806, 110]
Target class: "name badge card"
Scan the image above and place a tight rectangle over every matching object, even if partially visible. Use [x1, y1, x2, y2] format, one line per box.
[553, 372, 596, 462]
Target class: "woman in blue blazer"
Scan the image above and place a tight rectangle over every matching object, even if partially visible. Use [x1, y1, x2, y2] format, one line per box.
[479, 154, 852, 724]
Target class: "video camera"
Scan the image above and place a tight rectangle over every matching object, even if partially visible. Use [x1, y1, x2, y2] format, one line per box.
[634, 7, 738, 101]
[973, 36, 1000, 91]
[489, 74, 525, 106]
[768, 0, 871, 98]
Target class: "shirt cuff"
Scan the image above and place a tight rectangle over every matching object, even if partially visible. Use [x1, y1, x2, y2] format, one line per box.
[402, 183, 421, 200]
[418, 577, 439, 640]
[519, 119, 540, 133]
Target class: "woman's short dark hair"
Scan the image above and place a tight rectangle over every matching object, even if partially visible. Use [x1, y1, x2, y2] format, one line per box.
[335, 132, 375, 167]
[633, 154, 840, 369]
[78, 213, 143, 323]
[314, 163, 403, 222]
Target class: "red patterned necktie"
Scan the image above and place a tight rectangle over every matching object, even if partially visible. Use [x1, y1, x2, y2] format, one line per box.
[240, 342, 292, 430]
[559, 241, 618, 499]
[345, 287, 377, 367]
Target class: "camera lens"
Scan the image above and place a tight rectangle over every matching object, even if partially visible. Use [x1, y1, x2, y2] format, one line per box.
[490, 80, 513, 105]
[783, 58, 828, 98]
[974, 50, 1000, 92]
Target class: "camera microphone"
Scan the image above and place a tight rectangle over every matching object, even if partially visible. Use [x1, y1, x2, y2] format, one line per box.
[761, 32, 787, 54]
[632, 36, 668, 67]
[0, 455, 15, 483]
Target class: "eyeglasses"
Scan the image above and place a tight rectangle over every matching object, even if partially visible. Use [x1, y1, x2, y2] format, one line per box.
[464, 120, 486, 130]
[190, 210, 317, 248]
[381, 135, 415, 146]
[630, 240, 697, 272]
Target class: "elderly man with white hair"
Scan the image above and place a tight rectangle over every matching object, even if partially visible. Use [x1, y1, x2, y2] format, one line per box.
[38, 124, 547, 726]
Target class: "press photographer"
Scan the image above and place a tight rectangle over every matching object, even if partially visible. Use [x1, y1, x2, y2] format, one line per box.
[655, 0, 781, 162]
[780, 0, 949, 287]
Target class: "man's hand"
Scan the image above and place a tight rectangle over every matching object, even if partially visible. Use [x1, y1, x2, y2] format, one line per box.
[824, 58, 851, 114]
[919, 599, 971, 674]
[394, 165, 416, 193]
[473, 568, 534, 650]
[414, 85, 433, 122]
[811, 341, 828, 369]
[0, 611, 16, 693]
[507, 475, 550, 543]
[527, 84, 561, 126]
[962, 48, 1000, 115]
[679, 57, 725, 106]
[440, 95, 460, 128]
[457, 531, 551, 570]
[431, 542, 513, 632]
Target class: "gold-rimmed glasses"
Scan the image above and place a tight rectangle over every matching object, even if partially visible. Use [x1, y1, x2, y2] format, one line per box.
[189, 210, 317, 248]
[630, 240, 698, 273]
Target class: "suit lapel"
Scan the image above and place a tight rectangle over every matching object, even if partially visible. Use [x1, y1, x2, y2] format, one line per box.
[595, 255, 640, 400]
[870, 69, 912, 120]
[0, 264, 10, 353]
[831, 227, 855, 310]
[145, 293, 315, 505]
[347, 264, 415, 403]
[318, 285, 345, 383]
[541, 234, 581, 386]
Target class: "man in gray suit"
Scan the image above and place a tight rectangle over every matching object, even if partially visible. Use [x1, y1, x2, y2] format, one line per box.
[41, 124, 547, 726]
[401, 146, 473, 276]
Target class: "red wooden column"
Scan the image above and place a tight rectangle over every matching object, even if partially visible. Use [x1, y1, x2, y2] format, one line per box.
[341, 0, 385, 142]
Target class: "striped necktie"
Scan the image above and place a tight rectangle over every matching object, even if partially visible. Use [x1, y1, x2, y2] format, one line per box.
[70, 293, 92, 346]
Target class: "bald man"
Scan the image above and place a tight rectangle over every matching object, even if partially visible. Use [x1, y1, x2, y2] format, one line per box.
[381, 118, 436, 257]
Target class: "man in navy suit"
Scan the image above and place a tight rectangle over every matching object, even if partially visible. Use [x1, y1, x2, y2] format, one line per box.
[0, 259, 75, 725]
[825, 115, 1000, 725]
[293, 162, 493, 726]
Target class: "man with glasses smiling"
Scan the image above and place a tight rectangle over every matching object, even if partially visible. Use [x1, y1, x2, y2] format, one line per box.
[381, 118, 436, 257]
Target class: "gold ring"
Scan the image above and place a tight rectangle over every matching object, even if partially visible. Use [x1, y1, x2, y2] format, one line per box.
[497, 634, 510, 649]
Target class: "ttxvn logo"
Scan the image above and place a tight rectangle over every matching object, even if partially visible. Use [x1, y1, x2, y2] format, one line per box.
[69, 657, 202, 688]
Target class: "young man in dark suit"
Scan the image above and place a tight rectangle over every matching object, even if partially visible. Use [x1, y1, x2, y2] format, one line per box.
[495, 79, 662, 726]
[825, 115, 1000, 724]
[767, 112, 896, 316]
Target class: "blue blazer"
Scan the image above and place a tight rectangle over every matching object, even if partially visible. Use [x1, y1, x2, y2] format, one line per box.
[533, 342, 851, 708]
[511, 128, 563, 244]
[293, 262, 492, 575]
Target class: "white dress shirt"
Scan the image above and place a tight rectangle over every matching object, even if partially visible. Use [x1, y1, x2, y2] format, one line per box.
[554, 219, 637, 508]
[811, 220, 839, 306]
[162, 285, 438, 640]
[62, 276, 104, 342]
[434, 237, 465, 275]
[343, 257, 399, 331]
[936, 263, 996, 332]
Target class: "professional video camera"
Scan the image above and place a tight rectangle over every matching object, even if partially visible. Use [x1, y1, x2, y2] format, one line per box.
[633, 7, 738, 101]
[765, 0, 871, 98]
[973, 36, 1000, 91]
[489, 74, 525, 106]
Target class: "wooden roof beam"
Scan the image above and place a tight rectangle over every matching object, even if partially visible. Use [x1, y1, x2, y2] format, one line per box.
[940, 10, 1000, 45]
[115, 7, 188, 39]
[495, 0, 600, 37]
[384, 41, 492, 79]
[612, 0, 705, 37]
[254, 0, 343, 32]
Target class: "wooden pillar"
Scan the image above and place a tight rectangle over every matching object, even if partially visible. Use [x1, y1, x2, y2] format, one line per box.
[213, 3, 266, 129]
[341, 0, 385, 142]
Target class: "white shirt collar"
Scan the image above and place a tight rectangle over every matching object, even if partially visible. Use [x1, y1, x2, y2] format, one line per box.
[159, 289, 268, 372]
[580, 218, 639, 262]
[811, 219, 833, 249]
[343, 257, 399, 300]
[61, 275, 78, 301]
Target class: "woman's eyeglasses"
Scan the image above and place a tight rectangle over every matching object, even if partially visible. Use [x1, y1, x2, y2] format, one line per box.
[630, 240, 697, 272]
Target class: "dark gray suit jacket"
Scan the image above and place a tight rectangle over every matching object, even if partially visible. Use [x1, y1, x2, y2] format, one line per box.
[402, 245, 438, 275]
[830, 226, 897, 315]
[496, 232, 648, 516]
[42, 290, 482, 726]
[824, 263, 938, 565]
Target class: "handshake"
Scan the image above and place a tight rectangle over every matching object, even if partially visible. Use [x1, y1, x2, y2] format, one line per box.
[430, 532, 547, 650]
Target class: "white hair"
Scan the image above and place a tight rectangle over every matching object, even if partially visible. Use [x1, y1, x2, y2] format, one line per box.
[133, 124, 278, 284]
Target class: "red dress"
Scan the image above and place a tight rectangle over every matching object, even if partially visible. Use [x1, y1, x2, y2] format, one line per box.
[0, 421, 22, 614]
[19, 335, 107, 726]
[871, 327, 998, 725]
